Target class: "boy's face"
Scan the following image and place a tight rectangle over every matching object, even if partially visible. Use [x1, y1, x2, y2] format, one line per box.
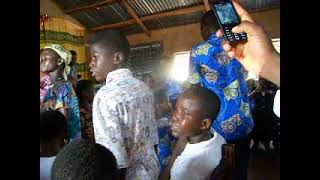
[171, 96, 203, 138]
[89, 44, 117, 83]
[160, 98, 170, 114]
[144, 76, 154, 89]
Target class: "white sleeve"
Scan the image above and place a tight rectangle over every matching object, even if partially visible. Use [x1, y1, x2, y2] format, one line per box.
[273, 90, 280, 117]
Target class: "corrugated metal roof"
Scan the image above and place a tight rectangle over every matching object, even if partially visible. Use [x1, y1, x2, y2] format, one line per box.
[72, 3, 131, 28]
[54, 0, 106, 10]
[52, 0, 280, 34]
[127, 0, 202, 16]
[143, 11, 203, 31]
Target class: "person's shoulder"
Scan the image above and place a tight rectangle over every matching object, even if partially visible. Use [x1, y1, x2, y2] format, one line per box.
[192, 41, 210, 50]
[210, 132, 227, 147]
[191, 40, 217, 58]
[95, 84, 114, 99]
[127, 76, 152, 94]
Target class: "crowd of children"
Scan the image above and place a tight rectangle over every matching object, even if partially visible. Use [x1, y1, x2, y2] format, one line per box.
[40, 1, 280, 180]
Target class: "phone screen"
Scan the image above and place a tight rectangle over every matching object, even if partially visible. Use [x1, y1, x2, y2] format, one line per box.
[214, 3, 240, 25]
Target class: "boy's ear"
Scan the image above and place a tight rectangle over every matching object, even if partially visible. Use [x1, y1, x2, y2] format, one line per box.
[113, 52, 124, 65]
[200, 118, 212, 130]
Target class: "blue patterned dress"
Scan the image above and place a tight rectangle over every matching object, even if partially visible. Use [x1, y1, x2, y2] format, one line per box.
[42, 80, 81, 139]
[157, 112, 176, 172]
[189, 34, 254, 141]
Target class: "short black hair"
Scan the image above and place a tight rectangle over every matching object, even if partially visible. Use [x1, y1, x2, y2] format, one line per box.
[201, 10, 220, 41]
[182, 85, 221, 121]
[142, 73, 153, 81]
[40, 111, 67, 142]
[70, 50, 77, 56]
[75, 80, 93, 96]
[91, 29, 130, 62]
[51, 140, 118, 180]
[154, 89, 168, 107]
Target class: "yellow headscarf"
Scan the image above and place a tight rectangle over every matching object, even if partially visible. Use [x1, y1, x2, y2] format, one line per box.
[44, 44, 72, 81]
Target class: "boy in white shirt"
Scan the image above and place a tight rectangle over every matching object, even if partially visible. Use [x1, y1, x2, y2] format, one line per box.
[160, 85, 226, 180]
[40, 111, 67, 180]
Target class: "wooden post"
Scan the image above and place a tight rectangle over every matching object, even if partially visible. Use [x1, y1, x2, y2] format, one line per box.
[203, 0, 211, 12]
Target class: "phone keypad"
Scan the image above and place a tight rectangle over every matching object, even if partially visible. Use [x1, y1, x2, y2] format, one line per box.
[224, 28, 247, 44]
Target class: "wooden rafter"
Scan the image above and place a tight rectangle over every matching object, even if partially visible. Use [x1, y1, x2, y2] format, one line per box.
[90, 5, 205, 32]
[65, 0, 113, 14]
[203, 0, 211, 12]
[119, 0, 150, 36]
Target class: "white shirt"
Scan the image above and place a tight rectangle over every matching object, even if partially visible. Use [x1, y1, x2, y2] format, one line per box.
[40, 156, 55, 180]
[92, 69, 160, 180]
[273, 90, 280, 117]
[171, 132, 226, 180]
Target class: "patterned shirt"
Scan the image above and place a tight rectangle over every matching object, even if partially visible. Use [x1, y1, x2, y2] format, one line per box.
[189, 34, 254, 141]
[40, 73, 52, 104]
[157, 112, 176, 172]
[92, 69, 160, 180]
[42, 80, 81, 139]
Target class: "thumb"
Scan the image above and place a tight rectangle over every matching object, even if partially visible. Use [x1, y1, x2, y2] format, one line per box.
[232, 21, 264, 37]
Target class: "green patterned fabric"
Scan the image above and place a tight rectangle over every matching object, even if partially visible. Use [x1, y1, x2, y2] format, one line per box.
[40, 30, 84, 45]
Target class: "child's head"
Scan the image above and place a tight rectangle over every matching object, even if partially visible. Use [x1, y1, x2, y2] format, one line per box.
[154, 89, 171, 119]
[171, 85, 220, 138]
[89, 30, 130, 83]
[201, 10, 220, 41]
[70, 50, 77, 65]
[143, 73, 155, 89]
[76, 80, 94, 105]
[40, 44, 72, 81]
[51, 140, 118, 180]
[40, 111, 67, 151]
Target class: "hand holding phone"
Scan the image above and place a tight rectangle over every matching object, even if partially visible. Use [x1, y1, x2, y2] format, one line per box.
[215, 1, 280, 87]
[210, 0, 247, 45]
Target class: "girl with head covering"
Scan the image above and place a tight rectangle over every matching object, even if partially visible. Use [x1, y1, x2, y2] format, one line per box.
[40, 44, 81, 141]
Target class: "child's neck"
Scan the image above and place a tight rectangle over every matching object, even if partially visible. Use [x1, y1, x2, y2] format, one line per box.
[188, 131, 212, 144]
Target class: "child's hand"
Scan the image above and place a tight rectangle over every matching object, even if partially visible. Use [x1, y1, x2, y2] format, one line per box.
[159, 135, 188, 180]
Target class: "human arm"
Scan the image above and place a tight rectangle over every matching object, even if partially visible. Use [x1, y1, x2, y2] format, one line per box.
[92, 96, 129, 180]
[159, 136, 188, 180]
[217, 1, 280, 87]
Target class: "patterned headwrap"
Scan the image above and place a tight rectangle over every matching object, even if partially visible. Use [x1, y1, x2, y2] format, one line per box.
[44, 44, 72, 81]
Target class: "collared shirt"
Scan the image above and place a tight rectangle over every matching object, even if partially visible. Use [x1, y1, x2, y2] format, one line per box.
[170, 132, 226, 180]
[189, 34, 254, 141]
[40, 156, 55, 180]
[92, 69, 160, 180]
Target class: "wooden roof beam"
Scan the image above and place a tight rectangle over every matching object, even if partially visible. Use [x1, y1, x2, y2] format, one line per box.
[119, 0, 151, 37]
[65, 0, 113, 14]
[203, 0, 211, 12]
[91, 5, 206, 31]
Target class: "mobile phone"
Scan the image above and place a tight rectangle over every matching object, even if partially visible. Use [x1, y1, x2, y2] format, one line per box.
[210, 0, 247, 45]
